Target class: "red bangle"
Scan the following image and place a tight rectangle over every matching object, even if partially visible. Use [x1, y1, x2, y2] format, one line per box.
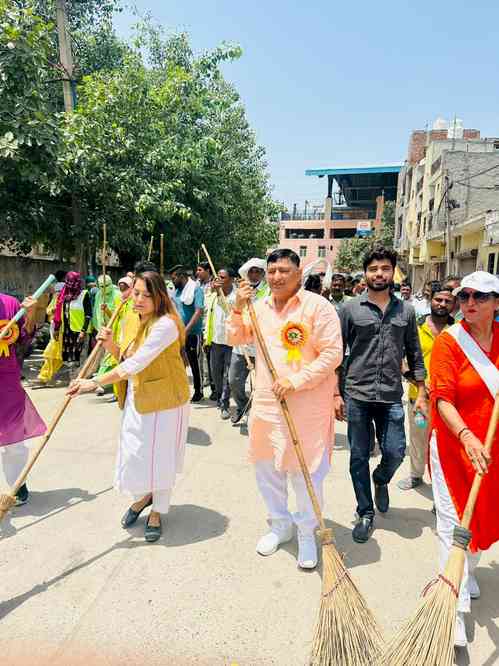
[232, 308, 242, 315]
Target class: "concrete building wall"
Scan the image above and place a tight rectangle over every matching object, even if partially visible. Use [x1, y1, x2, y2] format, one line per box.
[278, 213, 361, 270]
[446, 152, 499, 227]
[407, 128, 481, 165]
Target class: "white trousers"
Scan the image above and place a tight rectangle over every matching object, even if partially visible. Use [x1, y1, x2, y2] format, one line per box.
[134, 488, 172, 514]
[255, 448, 330, 537]
[430, 434, 481, 613]
[0, 442, 30, 487]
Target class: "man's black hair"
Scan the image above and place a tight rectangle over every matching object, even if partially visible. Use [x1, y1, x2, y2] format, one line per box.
[430, 281, 453, 298]
[134, 260, 158, 274]
[266, 248, 300, 268]
[168, 264, 189, 277]
[55, 270, 67, 282]
[219, 267, 236, 279]
[362, 245, 397, 272]
[331, 273, 346, 283]
[401, 279, 412, 289]
[197, 261, 212, 275]
[304, 274, 322, 292]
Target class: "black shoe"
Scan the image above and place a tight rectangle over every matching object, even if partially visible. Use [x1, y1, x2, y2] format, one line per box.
[374, 481, 389, 513]
[231, 410, 244, 425]
[208, 391, 217, 402]
[220, 408, 231, 420]
[352, 515, 374, 543]
[190, 392, 203, 403]
[145, 515, 162, 543]
[15, 483, 29, 506]
[121, 496, 152, 528]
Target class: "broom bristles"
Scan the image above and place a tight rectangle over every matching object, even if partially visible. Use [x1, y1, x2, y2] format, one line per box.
[311, 540, 384, 665]
[0, 493, 16, 521]
[380, 546, 466, 666]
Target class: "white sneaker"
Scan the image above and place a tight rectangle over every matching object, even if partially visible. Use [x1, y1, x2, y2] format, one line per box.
[454, 611, 467, 648]
[297, 533, 318, 569]
[469, 574, 481, 599]
[256, 523, 293, 556]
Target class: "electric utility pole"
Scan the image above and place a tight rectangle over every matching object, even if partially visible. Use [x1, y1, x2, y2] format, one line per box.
[55, 0, 86, 272]
[56, 0, 74, 112]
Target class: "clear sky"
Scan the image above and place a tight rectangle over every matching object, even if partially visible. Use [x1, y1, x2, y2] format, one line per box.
[114, 1, 499, 209]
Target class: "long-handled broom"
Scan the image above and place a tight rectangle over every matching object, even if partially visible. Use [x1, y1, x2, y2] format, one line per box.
[245, 300, 383, 666]
[381, 392, 499, 666]
[0, 301, 125, 522]
[0, 274, 56, 343]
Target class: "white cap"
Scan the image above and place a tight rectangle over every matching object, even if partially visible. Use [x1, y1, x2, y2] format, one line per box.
[453, 271, 499, 296]
[239, 258, 266, 280]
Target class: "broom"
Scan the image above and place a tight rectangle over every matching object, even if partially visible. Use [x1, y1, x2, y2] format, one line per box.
[200, 244, 256, 383]
[160, 233, 164, 278]
[0, 301, 125, 522]
[381, 392, 499, 666]
[245, 301, 383, 666]
[0, 274, 57, 343]
[100, 223, 109, 326]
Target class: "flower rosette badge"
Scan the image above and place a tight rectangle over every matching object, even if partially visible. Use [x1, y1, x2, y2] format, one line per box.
[281, 321, 308, 364]
[0, 320, 19, 358]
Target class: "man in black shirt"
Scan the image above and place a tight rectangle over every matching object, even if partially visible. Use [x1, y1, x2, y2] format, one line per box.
[336, 246, 427, 543]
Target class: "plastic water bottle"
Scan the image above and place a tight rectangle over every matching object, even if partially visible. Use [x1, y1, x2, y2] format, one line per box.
[414, 411, 427, 429]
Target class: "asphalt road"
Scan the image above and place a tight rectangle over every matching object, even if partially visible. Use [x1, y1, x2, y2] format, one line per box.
[1, 366, 498, 665]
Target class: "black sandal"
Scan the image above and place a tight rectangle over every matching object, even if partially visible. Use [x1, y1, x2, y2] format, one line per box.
[144, 515, 162, 543]
[121, 496, 152, 528]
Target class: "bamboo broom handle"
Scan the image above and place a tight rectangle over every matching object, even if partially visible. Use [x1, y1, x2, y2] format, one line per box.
[101, 223, 108, 324]
[0, 274, 56, 342]
[246, 301, 326, 531]
[160, 233, 164, 278]
[201, 244, 255, 373]
[6, 301, 125, 499]
[147, 235, 154, 261]
[461, 392, 499, 529]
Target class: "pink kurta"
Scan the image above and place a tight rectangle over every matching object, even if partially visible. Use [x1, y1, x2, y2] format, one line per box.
[226, 288, 342, 473]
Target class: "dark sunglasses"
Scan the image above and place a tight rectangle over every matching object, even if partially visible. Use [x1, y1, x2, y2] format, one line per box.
[457, 290, 493, 304]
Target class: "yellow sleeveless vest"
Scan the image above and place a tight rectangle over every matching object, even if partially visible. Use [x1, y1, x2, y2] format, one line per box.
[116, 312, 189, 414]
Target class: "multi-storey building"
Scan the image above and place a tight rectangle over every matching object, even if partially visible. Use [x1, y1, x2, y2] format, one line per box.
[279, 165, 401, 269]
[395, 120, 499, 287]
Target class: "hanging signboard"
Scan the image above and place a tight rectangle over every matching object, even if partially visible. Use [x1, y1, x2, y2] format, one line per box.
[356, 220, 373, 238]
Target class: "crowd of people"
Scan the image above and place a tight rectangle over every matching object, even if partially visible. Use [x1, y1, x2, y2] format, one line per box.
[1, 245, 498, 649]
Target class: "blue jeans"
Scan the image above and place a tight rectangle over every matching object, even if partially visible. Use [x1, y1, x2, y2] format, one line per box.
[346, 398, 406, 517]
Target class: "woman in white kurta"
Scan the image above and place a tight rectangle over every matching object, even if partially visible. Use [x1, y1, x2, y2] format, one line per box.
[69, 271, 190, 542]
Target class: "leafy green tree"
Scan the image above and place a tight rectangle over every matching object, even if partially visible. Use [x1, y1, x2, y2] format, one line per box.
[0, 0, 62, 253]
[56, 25, 277, 268]
[1, 7, 278, 270]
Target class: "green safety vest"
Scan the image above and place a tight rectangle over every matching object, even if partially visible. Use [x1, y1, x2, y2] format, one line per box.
[69, 290, 88, 332]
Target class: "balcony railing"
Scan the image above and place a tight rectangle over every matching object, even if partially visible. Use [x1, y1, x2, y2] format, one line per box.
[280, 210, 324, 221]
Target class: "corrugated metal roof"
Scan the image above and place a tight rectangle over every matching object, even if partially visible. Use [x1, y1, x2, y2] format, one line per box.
[305, 165, 402, 176]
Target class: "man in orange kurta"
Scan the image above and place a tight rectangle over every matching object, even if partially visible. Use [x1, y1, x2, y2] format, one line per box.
[226, 249, 342, 569]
